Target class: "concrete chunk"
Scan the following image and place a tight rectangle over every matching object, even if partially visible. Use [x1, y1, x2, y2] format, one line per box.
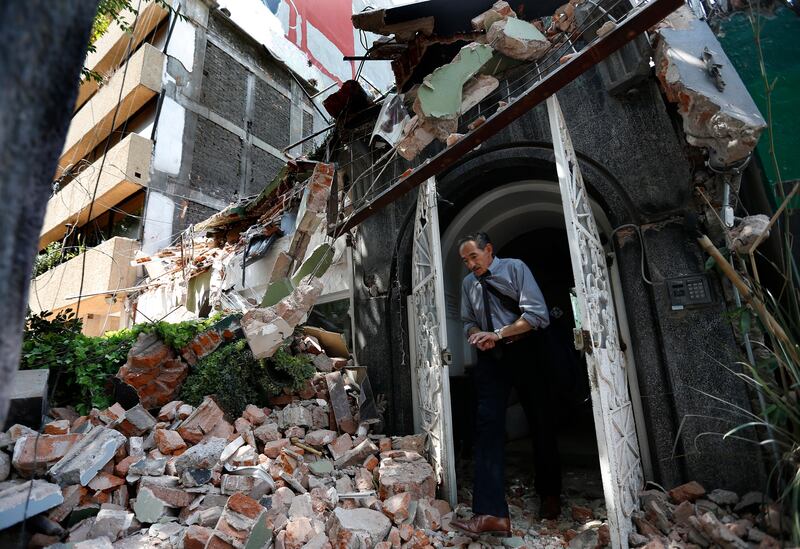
[325, 372, 357, 434]
[117, 404, 157, 437]
[174, 437, 227, 476]
[329, 507, 392, 548]
[88, 508, 134, 541]
[655, 6, 765, 167]
[0, 479, 64, 529]
[487, 18, 550, 61]
[49, 427, 125, 486]
[133, 486, 168, 523]
[5, 369, 48, 429]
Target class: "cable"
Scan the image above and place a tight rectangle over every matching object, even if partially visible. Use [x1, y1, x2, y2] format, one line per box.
[609, 223, 654, 285]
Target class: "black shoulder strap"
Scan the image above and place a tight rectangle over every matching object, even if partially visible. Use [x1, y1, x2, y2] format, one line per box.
[485, 282, 522, 317]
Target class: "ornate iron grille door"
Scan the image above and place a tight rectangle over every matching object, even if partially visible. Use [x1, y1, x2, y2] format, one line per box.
[409, 177, 457, 506]
[547, 95, 644, 549]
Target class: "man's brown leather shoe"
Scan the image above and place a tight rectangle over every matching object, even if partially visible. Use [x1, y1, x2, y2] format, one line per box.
[540, 495, 561, 520]
[450, 514, 511, 536]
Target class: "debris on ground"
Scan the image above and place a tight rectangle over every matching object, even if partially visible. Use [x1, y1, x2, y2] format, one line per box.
[0, 334, 472, 549]
[628, 481, 792, 548]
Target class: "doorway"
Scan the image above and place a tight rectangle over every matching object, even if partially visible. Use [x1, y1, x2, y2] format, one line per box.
[431, 178, 646, 541]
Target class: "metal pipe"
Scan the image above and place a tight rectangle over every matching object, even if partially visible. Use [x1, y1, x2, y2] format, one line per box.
[732, 286, 782, 465]
[281, 123, 336, 155]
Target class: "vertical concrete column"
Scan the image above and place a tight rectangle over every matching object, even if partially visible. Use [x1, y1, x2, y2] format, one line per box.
[241, 72, 257, 196]
[289, 79, 304, 157]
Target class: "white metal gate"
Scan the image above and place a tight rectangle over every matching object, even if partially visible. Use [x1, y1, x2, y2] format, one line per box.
[409, 177, 458, 506]
[547, 95, 644, 549]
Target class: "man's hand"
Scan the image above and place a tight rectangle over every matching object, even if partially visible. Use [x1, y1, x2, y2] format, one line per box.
[468, 331, 500, 351]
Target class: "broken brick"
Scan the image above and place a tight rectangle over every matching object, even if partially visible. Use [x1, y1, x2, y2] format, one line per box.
[154, 429, 186, 454]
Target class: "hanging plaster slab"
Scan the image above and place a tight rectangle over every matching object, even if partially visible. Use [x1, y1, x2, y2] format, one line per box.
[655, 6, 765, 167]
[416, 43, 495, 119]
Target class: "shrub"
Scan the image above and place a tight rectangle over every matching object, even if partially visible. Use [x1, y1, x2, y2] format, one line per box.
[180, 340, 315, 418]
[21, 310, 223, 415]
[21, 310, 141, 414]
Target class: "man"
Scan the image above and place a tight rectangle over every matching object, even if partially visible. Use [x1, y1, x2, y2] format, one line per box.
[451, 232, 562, 536]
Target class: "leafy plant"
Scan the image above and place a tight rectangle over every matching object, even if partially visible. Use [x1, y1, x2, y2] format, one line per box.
[21, 309, 142, 414]
[267, 347, 316, 395]
[32, 241, 84, 278]
[144, 313, 222, 352]
[82, 0, 183, 83]
[180, 340, 315, 418]
[21, 310, 222, 415]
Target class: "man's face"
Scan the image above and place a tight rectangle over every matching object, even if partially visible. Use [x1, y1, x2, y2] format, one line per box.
[459, 240, 494, 277]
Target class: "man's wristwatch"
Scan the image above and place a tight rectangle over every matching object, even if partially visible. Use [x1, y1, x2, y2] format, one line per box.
[493, 328, 503, 340]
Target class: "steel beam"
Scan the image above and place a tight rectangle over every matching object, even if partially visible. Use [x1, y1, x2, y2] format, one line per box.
[329, 0, 683, 236]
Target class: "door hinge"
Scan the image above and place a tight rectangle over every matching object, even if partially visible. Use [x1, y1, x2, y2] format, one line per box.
[441, 349, 452, 366]
[573, 328, 593, 355]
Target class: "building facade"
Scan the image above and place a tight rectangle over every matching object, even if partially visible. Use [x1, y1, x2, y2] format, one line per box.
[28, 0, 341, 335]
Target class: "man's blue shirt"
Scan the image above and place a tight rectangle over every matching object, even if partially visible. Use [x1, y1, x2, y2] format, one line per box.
[461, 256, 550, 336]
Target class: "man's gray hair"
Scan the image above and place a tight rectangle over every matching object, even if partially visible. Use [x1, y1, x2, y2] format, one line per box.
[457, 232, 492, 251]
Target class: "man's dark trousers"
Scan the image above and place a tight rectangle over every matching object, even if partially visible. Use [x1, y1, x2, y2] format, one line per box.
[472, 330, 562, 518]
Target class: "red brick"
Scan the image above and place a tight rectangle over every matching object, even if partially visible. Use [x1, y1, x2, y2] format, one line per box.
[184, 525, 213, 549]
[363, 454, 379, 472]
[88, 471, 125, 491]
[178, 397, 233, 444]
[154, 429, 186, 454]
[227, 492, 264, 519]
[263, 439, 291, 459]
[12, 434, 83, 475]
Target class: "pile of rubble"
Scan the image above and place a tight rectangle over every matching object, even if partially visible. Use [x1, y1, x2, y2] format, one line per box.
[628, 481, 790, 548]
[0, 364, 472, 548]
